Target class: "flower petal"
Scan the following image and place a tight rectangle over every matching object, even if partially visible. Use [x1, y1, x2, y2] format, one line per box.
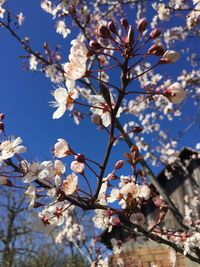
[53, 105, 66, 119]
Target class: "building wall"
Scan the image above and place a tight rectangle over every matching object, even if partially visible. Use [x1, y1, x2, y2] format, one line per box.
[109, 241, 199, 267]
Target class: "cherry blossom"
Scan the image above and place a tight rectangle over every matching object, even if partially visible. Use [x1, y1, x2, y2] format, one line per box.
[64, 39, 88, 86]
[161, 50, 180, 63]
[54, 138, 72, 158]
[0, 137, 26, 162]
[70, 160, 84, 174]
[22, 160, 54, 185]
[90, 94, 122, 127]
[164, 82, 187, 104]
[62, 172, 78, 195]
[92, 209, 114, 232]
[56, 20, 71, 38]
[51, 87, 79, 119]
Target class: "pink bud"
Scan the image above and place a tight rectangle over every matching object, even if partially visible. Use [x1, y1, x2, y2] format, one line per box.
[75, 153, 85, 163]
[137, 18, 148, 33]
[0, 113, 5, 120]
[161, 50, 180, 63]
[120, 18, 129, 30]
[148, 43, 165, 56]
[163, 82, 186, 104]
[0, 122, 4, 132]
[0, 176, 13, 187]
[91, 114, 102, 125]
[55, 54, 61, 62]
[33, 202, 43, 208]
[115, 160, 124, 170]
[98, 25, 111, 38]
[126, 25, 134, 45]
[108, 21, 117, 34]
[150, 28, 162, 39]
[132, 126, 143, 133]
[89, 40, 102, 50]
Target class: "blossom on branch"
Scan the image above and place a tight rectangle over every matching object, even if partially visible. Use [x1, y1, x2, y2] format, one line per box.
[90, 94, 122, 127]
[0, 137, 26, 162]
[51, 86, 78, 119]
[56, 20, 71, 38]
[54, 138, 72, 158]
[62, 172, 78, 195]
[64, 39, 88, 88]
[22, 160, 54, 185]
[163, 82, 187, 104]
[161, 50, 180, 63]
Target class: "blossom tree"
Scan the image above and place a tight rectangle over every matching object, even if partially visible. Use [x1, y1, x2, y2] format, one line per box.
[0, 0, 200, 265]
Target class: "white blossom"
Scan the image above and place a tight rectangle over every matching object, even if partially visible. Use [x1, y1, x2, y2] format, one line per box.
[90, 94, 122, 127]
[54, 138, 71, 158]
[29, 54, 38, 70]
[51, 86, 78, 119]
[56, 20, 71, 38]
[0, 137, 26, 162]
[62, 172, 78, 195]
[164, 82, 187, 104]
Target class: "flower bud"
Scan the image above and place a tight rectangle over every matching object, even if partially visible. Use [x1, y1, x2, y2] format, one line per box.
[75, 153, 85, 163]
[43, 42, 48, 49]
[161, 50, 180, 63]
[120, 18, 128, 30]
[0, 122, 4, 132]
[132, 126, 143, 133]
[137, 18, 147, 33]
[98, 25, 111, 38]
[0, 176, 13, 187]
[0, 113, 5, 120]
[33, 202, 44, 208]
[55, 54, 61, 62]
[163, 82, 186, 104]
[87, 50, 95, 57]
[91, 114, 102, 125]
[126, 25, 134, 46]
[150, 28, 162, 39]
[148, 43, 165, 56]
[108, 21, 117, 34]
[130, 213, 145, 226]
[89, 40, 102, 50]
[115, 160, 124, 170]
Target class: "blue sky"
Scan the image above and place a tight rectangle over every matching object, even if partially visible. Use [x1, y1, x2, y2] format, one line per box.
[1, 0, 199, 179]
